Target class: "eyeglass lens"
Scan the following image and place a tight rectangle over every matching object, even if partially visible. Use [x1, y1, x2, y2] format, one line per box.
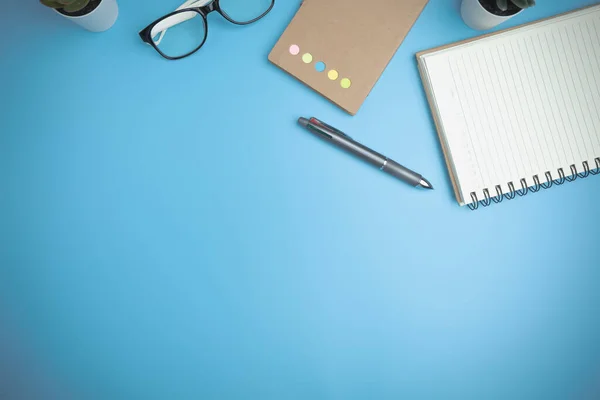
[219, 0, 273, 23]
[152, 11, 206, 59]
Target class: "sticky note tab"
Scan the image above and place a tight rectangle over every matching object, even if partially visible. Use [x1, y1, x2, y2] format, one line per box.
[302, 53, 313, 63]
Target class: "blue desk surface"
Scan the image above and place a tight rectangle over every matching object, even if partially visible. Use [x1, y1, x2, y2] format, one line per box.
[2, 0, 600, 398]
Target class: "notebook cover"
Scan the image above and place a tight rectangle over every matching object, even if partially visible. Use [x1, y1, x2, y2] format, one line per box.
[269, 0, 429, 115]
[415, 3, 599, 206]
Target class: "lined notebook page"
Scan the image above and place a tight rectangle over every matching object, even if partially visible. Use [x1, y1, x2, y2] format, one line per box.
[419, 5, 600, 206]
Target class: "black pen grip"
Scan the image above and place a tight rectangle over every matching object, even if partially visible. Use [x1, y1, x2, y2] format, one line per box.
[330, 132, 422, 186]
[381, 159, 422, 187]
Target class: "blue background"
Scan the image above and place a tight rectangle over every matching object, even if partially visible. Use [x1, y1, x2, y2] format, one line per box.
[2, 0, 600, 398]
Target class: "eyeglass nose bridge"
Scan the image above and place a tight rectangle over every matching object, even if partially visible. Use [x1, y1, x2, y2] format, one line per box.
[199, 0, 218, 15]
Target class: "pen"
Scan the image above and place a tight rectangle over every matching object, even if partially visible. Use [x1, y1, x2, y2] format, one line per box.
[298, 117, 433, 190]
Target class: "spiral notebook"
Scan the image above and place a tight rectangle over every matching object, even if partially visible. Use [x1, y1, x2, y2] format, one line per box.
[417, 4, 600, 209]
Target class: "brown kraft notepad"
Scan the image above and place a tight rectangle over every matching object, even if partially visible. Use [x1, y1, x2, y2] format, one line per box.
[269, 0, 430, 115]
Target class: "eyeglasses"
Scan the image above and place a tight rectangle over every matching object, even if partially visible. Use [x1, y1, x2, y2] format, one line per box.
[139, 0, 275, 60]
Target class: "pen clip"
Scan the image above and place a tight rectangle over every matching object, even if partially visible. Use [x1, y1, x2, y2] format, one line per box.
[306, 123, 333, 139]
[310, 118, 353, 140]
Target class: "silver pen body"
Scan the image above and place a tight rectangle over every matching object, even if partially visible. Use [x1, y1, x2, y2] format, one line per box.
[298, 117, 430, 188]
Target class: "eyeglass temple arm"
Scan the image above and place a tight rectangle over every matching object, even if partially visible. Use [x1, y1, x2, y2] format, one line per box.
[150, 0, 210, 44]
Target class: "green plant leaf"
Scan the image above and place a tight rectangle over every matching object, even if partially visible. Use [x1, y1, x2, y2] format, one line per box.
[40, 0, 65, 9]
[62, 0, 90, 12]
[496, 0, 508, 11]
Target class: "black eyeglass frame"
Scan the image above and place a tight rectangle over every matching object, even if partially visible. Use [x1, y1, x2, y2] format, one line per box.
[139, 0, 275, 61]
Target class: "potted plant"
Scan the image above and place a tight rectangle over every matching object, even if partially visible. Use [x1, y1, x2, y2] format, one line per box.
[41, 0, 118, 32]
[461, 0, 535, 31]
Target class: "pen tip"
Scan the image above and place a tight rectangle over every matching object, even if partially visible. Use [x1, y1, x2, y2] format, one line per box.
[419, 178, 434, 190]
[298, 117, 309, 127]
